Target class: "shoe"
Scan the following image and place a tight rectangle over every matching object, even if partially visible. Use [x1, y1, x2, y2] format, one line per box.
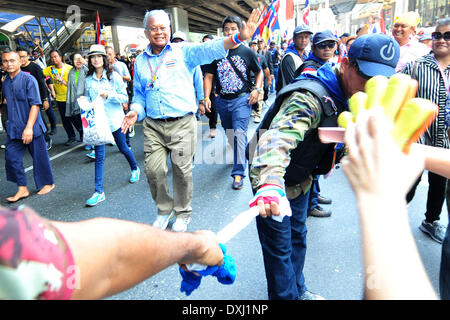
[49, 128, 57, 135]
[65, 139, 77, 146]
[419, 220, 446, 244]
[153, 211, 175, 230]
[84, 144, 93, 151]
[318, 195, 332, 205]
[86, 151, 96, 159]
[46, 138, 52, 151]
[129, 167, 140, 183]
[299, 290, 326, 300]
[129, 126, 135, 138]
[85, 192, 105, 207]
[0, 144, 5, 149]
[308, 206, 332, 218]
[210, 128, 216, 139]
[253, 116, 261, 123]
[232, 175, 244, 190]
[172, 216, 191, 232]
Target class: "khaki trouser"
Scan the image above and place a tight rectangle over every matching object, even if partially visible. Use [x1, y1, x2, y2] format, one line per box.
[143, 114, 197, 218]
[251, 91, 264, 118]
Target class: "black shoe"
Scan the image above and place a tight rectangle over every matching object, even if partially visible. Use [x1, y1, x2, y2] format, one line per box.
[46, 138, 52, 151]
[49, 128, 57, 135]
[309, 205, 332, 218]
[64, 139, 77, 146]
[318, 195, 332, 205]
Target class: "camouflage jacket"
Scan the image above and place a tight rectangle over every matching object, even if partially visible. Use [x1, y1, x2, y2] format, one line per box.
[249, 89, 322, 199]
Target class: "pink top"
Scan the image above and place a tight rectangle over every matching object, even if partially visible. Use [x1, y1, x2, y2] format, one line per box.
[395, 39, 430, 72]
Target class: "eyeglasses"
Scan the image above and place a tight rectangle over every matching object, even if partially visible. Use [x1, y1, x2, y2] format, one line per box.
[432, 31, 450, 41]
[148, 26, 168, 33]
[316, 41, 336, 50]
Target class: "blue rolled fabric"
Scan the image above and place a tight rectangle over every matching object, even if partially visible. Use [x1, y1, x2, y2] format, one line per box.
[179, 243, 236, 296]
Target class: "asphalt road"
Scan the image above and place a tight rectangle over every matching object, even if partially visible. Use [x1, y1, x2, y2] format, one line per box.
[0, 95, 447, 300]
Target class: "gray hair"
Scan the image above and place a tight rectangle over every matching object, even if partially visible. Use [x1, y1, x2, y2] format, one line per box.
[143, 10, 171, 30]
[436, 17, 450, 31]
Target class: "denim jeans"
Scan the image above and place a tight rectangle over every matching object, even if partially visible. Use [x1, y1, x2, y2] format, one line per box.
[308, 175, 320, 211]
[215, 93, 251, 178]
[94, 128, 138, 193]
[440, 180, 450, 299]
[256, 190, 310, 300]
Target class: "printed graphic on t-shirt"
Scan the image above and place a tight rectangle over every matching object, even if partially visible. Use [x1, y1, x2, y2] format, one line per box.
[217, 55, 248, 95]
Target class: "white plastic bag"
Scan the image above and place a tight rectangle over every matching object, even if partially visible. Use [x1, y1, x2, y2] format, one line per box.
[78, 96, 114, 146]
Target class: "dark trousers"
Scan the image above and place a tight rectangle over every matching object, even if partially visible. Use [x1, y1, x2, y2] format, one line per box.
[440, 180, 450, 299]
[406, 171, 447, 223]
[256, 190, 309, 300]
[5, 134, 54, 189]
[205, 95, 218, 129]
[44, 104, 57, 131]
[1, 103, 7, 133]
[56, 101, 83, 141]
[308, 175, 320, 211]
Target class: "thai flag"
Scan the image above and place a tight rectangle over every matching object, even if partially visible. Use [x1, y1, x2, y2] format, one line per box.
[252, 0, 280, 44]
[303, 0, 310, 26]
[95, 11, 105, 45]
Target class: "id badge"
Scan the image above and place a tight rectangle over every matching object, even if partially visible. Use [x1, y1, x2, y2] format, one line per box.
[445, 95, 450, 127]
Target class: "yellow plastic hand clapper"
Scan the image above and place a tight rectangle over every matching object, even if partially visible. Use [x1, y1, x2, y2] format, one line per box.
[337, 73, 438, 153]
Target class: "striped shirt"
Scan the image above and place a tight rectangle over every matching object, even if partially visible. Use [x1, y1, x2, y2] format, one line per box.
[402, 53, 449, 149]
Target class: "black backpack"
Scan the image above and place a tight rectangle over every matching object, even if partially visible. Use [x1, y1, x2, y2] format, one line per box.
[247, 78, 347, 187]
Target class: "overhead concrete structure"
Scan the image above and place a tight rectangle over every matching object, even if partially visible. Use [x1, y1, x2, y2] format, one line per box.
[0, 0, 270, 34]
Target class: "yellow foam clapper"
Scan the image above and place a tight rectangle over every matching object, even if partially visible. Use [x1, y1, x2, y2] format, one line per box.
[381, 73, 418, 123]
[390, 98, 438, 153]
[364, 75, 389, 110]
[337, 111, 354, 129]
[348, 91, 367, 119]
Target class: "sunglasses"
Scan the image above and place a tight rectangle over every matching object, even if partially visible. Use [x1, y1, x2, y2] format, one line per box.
[432, 31, 450, 41]
[316, 41, 336, 49]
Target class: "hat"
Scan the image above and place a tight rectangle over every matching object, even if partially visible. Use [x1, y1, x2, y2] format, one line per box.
[249, 40, 258, 46]
[293, 24, 313, 36]
[312, 30, 337, 45]
[87, 44, 107, 56]
[340, 33, 350, 38]
[394, 11, 420, 27]
[348, 34, 400, 77]
[172, 31, 187, 42]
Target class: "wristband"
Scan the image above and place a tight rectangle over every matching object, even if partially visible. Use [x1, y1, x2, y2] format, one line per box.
[230, 33, 243, 45]
[204, 97, 210, 101]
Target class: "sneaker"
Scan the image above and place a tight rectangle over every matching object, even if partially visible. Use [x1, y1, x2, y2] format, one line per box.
[129, 126, 135, 138]
[210, 128, 216, 139]
[153, 211, 175, 230]
[0, 144, 5, 149]
[253, 116, 261, 123]
[86, 192, 105, 207]
[172, 216, 191, 232]
[308, 205, 332, 218]
[65, 139, 77, 146]
[232, 175, 244, 190]
[49, 128, 57, 136]
[129, 167, 140, 183]
[84, 144, 93, 151]
[299, 290, 326, 300]
[86, 151, 96, 159]
[46, 138, 52, 151]
[318, 195, 332, 205]
[419, 220, 446, 244]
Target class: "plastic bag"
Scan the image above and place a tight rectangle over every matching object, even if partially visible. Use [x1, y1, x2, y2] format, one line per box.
[78, 96, 114, 146]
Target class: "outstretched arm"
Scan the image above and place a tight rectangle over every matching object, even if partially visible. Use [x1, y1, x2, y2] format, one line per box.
[53, 218, 223, 300]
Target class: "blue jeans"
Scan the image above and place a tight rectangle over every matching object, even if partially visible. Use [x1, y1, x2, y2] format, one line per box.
[256, 190, 310, 300]
[272, 66, 279, 92]
[94, 129, 138, 193]
[308, 175, 320, 211]
[440, 181, 450, 299]
[215, 93, 251, 178]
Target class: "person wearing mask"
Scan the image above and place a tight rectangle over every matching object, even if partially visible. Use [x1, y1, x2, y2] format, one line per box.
[81, 45, 140, 207]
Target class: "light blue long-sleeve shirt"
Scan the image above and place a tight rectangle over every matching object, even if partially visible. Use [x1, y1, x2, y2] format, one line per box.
[131, 39, 227, 121]
[84, 70, 128, 132]
[193, 65, 204, 104]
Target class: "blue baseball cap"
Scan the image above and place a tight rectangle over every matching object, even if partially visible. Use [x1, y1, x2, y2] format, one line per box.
[293, 24, 313, 37]
[348, 34, 400, 77]
[312, 30, 337, 45]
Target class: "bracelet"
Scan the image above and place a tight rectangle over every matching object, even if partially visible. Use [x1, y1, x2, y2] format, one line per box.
[204, 97, 210, 101]
[230, 33, 243, 45]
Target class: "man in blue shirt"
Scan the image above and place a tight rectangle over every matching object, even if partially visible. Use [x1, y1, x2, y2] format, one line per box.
[121, 8, 261, 232]
[1, 50, 55, 203]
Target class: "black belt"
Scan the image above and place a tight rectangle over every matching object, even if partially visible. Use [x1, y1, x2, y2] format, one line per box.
[153, 113, 191, 122]
[220, 92, 249, 100]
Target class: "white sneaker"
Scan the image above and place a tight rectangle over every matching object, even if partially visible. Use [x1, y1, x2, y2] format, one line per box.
[172, 216, 191, 232]
[152, 211, 175, 230]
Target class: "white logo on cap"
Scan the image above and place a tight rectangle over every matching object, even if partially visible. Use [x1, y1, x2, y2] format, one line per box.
[380, 42, 395, 61]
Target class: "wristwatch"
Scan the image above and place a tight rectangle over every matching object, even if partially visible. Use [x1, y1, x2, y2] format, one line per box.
[254, 87, 263, 94]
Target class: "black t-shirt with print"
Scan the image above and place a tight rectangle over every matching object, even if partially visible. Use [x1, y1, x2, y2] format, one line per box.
[205, 44, 261, 99]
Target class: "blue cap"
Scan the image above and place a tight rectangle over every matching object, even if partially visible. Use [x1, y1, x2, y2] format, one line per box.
[293, 24, 313, 36]
[419, 33, 432, 41]
[348, 34, 400, 77]
[312, 30, 337, 45]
